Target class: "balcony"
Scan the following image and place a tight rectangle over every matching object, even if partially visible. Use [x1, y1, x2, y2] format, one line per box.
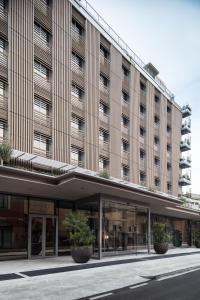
[122, 175, 129, 181]
[34, 34, 52, 67]
[0, 95, 8, 120]
[179, 175, 191, 186]
[0, 6, 8, 37]
[182, 105, 191, 118]
[180, 157, 191, 169]
[71, 27, 85, 56]
[34, 111, 52, 136]
[121, 150, 129, 161]
[0, 50, 7, 79]
[34, 73, 51, 100]
[71, 61, 85, 87]
[100, 53, 110, 76]
[181, 123, 191, 135]
[99, 111, 109, 124]
[100, 82, 109, 95]
[71, 127, 84, 141]
[34, 0, 52, 32]
[122, 125, 129, 135]
[180, 140, 191, 152]
[33, 147, 51, 159]
[71, 95, 84, 111]
[99, 140, 109, 153]
[71, 159, 84, 168]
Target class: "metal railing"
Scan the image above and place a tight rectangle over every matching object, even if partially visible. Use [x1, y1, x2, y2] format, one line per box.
[100, 52, 110, 66]
[34, 0, 50, 17]
[100, 81, 109, 94]
[0, 95, 8, 110]
[71, 94, 84, 110]
[121, 150, 129, 160]
[34, 73, 51, 92]
[71, 60, 84, 76]
[99, 140, 109, 152]
[0, 51, 7, 68]
[33, 147, 51, 159]
[71, 159, 84, 167]
[34, 111, 52, 128]
[71, 0, 174, 99]
[99, 111, 109, 123]
[71, 26, 85, 44]
[34, 34, 51, 53]
[122, 125, 129, 135]
[0, 6, 7, 21]
[71, 127, 84, 140]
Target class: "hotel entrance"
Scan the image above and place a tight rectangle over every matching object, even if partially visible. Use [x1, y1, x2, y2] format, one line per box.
[28, 215, 58, 259]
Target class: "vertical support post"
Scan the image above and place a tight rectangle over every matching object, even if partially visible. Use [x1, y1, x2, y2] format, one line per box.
[147, 208, 151, 254]
[98, 197, 102, 260]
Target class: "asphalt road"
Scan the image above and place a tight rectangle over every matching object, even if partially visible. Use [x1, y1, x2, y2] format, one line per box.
[91, 269, 200, 300]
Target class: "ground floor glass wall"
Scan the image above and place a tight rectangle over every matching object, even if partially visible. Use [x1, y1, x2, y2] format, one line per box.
[102, 201, 148, 255]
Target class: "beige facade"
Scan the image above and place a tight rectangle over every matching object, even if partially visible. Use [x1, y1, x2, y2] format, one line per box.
[0, 0, 183, 197]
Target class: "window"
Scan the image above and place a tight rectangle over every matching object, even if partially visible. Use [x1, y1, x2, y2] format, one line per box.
[140, 81, 146, 92]
[140, 104, 146, 115]
[72, 18, 84, 37]
[122, 90, 129, 103]
[167, 162, 171, 171]
[167, 125, 171, 133]
[167, 105, 171, 113]
[0, 80, 5, 96]
[34, 61, 49, 79]
[167, 182, 172, 192]
[121, 115, 129, 127]
[122, 65, 129, 78]
[155, 95, 160, 103]
[33, 133, 50, 157]
[99, 156, 109, 170]
[154, 156, 160, 166]
[100, 73, 109, 88]
[99, 101, 109, 115]
[140, 171, 146, 182]
[34, 97, 49, 116]
[100, 44, 110, 60]
[140, 148, 146, 160]
[71, 146, 84, 166]
[0, 0, 6, 10]
[34, 23, 50, 43]
[154, 115, 160, 125]
[121, 165, 129, 180]
[71, 115, 84, 131]
[0, 121, 6, 142]
[99, 128, 109, 143]
[71, 84, 84, 100]
[72, 51, 84, 68]
[167, 144, 171, 152]
[121, 139, 129, 152]
[155, 177, 160, 187]
[0, 194, 9, 209]
[0, 38, 5, 53]
[140, 127, 145, 137]
[154, 136, 159, 145]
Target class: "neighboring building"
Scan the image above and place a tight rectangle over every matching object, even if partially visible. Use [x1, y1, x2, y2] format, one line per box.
[0, 0, 198, 260]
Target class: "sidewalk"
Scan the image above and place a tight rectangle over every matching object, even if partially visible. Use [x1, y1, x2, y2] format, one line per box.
[0, 248, 200, 300]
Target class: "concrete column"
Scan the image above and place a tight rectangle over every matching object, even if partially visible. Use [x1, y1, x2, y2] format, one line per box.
[148, 208, 151, 254]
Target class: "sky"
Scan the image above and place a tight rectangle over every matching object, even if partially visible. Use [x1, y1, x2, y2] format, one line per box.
[88, 0, 200, 194]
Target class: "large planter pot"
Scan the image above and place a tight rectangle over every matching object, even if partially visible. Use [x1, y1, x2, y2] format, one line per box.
[71, 246, 92, 263]
[194, 240, 200, 248]
[154, 242, 168, 254]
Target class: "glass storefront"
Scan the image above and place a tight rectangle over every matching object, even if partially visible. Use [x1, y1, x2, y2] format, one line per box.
[102, 201, 148, 255]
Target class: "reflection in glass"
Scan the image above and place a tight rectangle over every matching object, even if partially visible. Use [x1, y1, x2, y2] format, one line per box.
[31, 217, 43, 257]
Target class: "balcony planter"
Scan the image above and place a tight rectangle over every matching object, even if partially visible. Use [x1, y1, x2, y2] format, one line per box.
[64, 212, 95, 263]
[153, 223, 169, 254]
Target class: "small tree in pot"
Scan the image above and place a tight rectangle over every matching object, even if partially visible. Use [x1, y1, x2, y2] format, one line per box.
[194, 230, 200, 248]
[0, 143, 12, 166]
[153, 223, 169, 254]
[64, 212, 95, 263]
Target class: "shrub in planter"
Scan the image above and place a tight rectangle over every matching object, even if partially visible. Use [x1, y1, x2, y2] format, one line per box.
[194, 230, 200, 248]
[173, 230, 182, 247]
[153, 223, 169, 254]
[0, 143, 12, 166]
[64, 212, 95, 263]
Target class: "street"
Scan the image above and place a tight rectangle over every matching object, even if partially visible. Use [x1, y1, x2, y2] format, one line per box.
[93, 269, 200, 300]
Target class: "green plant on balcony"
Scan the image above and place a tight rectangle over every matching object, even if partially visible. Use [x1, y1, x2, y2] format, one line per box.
[99, 169, 110, 179]
[0, 143, 12, 166]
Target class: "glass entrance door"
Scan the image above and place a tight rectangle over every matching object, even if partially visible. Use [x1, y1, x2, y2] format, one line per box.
[28, 215, 58, 259]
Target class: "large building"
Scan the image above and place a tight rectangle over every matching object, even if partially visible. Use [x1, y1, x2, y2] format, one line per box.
[0, 0, 197, 260]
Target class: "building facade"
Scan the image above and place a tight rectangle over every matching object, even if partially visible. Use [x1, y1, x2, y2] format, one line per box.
[0, 0, 197, 260]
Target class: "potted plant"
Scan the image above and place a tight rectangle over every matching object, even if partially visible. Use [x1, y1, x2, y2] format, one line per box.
[64, 212, 95, 263]
[0, 143, 12, 166]
[194, 230, 200, 248]
[153, 223, 169, 254]
[172, 229, 182, 247]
